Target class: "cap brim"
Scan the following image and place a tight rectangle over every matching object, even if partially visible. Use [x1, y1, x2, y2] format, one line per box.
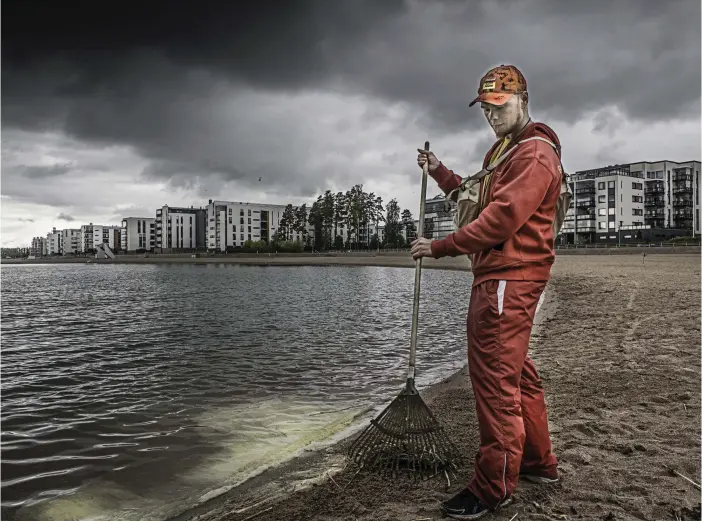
[469, 92, 514, 107]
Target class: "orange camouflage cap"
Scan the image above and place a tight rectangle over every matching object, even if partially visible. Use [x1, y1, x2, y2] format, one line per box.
[469, 64, 527, 107]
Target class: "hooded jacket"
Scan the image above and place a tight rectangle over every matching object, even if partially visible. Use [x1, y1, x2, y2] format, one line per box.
[429, 121, 563, 286]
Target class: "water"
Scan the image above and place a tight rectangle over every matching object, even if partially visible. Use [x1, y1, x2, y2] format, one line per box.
[1, 263, 473, 520]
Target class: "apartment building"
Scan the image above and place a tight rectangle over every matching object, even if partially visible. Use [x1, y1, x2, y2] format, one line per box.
[205, 200, 311, 251]
[121, 217, 156, 252]
[30, 237, 45, 257]
[423, 195, 457, 241]
[46, 228, 62, 255]
[92, 225, 121, 251]
[81, 224, 94, 252]
[560, 160, 700, 244]
[155, 205, 207, 251]
[61, 228, 81, 254]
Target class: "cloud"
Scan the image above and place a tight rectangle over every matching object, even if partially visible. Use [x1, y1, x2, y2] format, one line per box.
[56, 213, 76, 222]
[1, 0, 700, 246]
[17, 218, 35, 223]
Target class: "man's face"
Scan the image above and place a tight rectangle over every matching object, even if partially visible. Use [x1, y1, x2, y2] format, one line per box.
[481, 94, 526, 138]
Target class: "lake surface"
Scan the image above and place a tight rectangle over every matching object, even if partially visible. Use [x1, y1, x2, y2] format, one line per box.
[1, 263, 473, 520]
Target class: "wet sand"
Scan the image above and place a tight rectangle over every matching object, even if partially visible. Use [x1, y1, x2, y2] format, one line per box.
[177, 254, 701, 521]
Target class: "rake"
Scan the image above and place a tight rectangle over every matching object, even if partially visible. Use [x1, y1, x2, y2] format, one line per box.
[347, 141, 461, 479]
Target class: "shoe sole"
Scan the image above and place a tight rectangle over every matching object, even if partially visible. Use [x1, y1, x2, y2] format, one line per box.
[441, 496, 514, 520]
[520, 474, 560, 484]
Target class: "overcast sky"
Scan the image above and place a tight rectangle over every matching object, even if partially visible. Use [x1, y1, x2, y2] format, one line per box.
[2, 0, 700, 247]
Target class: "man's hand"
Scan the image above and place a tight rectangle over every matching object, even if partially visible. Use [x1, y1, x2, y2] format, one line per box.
[417, 149, 440, 173]
[410, 237, 433, 260]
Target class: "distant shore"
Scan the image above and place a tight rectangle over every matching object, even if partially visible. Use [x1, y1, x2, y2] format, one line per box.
[2, 245, 699, 268]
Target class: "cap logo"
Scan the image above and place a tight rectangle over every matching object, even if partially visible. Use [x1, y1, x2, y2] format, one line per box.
[482, 79, 496, 91]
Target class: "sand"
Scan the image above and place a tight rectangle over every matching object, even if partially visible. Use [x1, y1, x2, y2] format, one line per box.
[176, 254, 701, 521]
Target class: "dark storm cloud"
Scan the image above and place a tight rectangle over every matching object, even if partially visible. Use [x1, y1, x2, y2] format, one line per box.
[4, 163, 73, 179]
[2, 0, 699, 190]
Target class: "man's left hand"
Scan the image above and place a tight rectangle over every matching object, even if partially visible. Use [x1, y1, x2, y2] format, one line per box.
[410, 237, 433, 260]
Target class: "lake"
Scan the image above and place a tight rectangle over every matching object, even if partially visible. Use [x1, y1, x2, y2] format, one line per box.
[1, 263, 473, 520]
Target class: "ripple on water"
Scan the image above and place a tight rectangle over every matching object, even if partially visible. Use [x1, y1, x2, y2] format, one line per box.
[1, 264, 472, 520]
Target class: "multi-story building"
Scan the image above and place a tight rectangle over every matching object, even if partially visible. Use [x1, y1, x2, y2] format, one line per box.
[155, 205, 207, 252]
[81, 224, 94, 252]
[121, 217, 155, 252]
[46, 228, 62, 255]
[423, 195, 456, 241]
[61, 228, 81, 254]
[560, 160, 700, 244]
[30, 237, 46, 257]
[92, 225, 121, 251]
[205, 200, 311, 251]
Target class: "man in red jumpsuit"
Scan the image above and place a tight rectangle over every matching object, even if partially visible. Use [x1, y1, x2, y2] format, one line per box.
[412, 64, 560, 520]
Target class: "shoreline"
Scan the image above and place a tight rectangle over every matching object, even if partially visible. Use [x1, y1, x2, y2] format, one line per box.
[176, 254, 701, 521]
[1, 245, 699, 268]
[174, 276, 555, 521]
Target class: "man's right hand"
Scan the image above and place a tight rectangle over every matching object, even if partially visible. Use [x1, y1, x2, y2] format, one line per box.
[417, 149, 440, 173]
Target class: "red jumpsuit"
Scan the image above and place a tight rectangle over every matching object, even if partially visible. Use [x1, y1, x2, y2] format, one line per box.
[430, 121, 561, 508]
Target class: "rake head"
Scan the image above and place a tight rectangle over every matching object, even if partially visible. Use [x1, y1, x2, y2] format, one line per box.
[347, 381, 462, 479]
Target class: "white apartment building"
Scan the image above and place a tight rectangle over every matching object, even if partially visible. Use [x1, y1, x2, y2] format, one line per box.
[46, 228, 62, 255]
[81, 224, 94, 252]
[121, 217, 155, 252]
[93, 225, 121, 251]
[61, 228, 81, 254]
[30, 237, 46, 257]
[205, 200, 313, 251]
[155, 205, 207, 251]
[560, 160, 700, 244]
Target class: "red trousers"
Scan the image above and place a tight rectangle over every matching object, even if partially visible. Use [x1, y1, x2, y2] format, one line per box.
[466, 279, 558, 508]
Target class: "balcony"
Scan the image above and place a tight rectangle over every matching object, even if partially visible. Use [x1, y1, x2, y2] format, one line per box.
[645, 210, 665, 219]
[674, 209, 693, 219]
[674, 197, 693, 207]
[645, 183, 665, 195]
[575, 197, 595, 208]
[673, 183, 693, 195]
[644, 197, 665, 207]
[672, 172, 692, 182]
[645, 218, 665, 228]
[575, 187, 596, 196]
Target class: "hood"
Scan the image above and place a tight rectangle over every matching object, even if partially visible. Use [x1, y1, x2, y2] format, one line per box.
[482, 120, 562, 168]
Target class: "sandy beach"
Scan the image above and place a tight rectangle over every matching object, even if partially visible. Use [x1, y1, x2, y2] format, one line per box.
[175, 254, 701, 521]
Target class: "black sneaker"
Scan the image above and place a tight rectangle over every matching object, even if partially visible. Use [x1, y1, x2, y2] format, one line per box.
[440, 488, 513, 520]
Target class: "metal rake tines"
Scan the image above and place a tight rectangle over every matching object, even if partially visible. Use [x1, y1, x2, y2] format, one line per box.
[347, 392, 462, 479]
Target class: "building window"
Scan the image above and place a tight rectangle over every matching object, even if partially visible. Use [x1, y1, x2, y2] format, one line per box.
[598, 195, 606, 203]
[608, 208, 615, 215]
[248, 209, 251, 216]
[240, 218, 244, 225]
[229, 209, 232, 215]
[598, 209, 606, 216]
[248, 218, 251, 224]
[633, 209, 643, 216]
[608, 221, 615, 229]
[598, 182, 605, 190]
[233, 225, 236, 232]
[608, 181, 615, 188]
[240, 209, 244, 216]
[228, 217, 232, 224]
[248, 226, 252, 232]
[632, 195, 643, 203]
[632, 182, 643, 190]
[599, 222, 606, 230]
[240, 234, 244, 240]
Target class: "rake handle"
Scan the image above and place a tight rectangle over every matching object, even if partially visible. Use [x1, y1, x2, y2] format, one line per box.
[408, 140, 430, 387]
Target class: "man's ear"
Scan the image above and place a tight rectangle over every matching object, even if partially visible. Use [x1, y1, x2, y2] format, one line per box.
[522, 92, 529, 107]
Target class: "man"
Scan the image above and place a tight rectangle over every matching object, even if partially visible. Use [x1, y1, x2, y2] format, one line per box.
[412, 64, 561, 520]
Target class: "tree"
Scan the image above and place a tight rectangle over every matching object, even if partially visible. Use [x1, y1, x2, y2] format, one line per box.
[384, 198, 402, 247]
[294, 204, 308, 241]
[308, 198, 324, 251]
[278, 204, 296, 241]
[334, 192, 346, 243]
[402, 209, 417, 243]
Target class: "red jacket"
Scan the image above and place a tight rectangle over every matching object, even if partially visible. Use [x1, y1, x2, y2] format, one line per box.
[429, 121, 562, 286]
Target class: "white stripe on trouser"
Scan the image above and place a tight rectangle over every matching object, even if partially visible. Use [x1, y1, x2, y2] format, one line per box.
[497, 280, 506, 315]
[502, 453, 507, 500]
